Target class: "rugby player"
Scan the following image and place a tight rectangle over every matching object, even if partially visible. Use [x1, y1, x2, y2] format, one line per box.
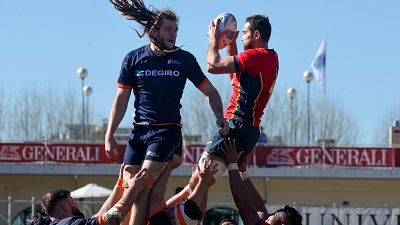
[105, 1, 228, 224]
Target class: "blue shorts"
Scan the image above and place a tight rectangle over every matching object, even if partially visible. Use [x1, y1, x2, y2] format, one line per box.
[205, 119, 260, 160]
[123, 125, 182, 165]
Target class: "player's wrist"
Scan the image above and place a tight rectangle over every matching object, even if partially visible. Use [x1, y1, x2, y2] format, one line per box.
[184, 184, 193, 194]
[208, 40, 218, 47]
[227, 163, 239, 171]
[105, 132, 114, 140]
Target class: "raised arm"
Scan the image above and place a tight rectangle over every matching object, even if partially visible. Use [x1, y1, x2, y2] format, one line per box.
[206, 20, 236, 74]
[105, 88, 131, 162]
[238, 158, 268, 219]
[225, 32, 239, 85]
[165, 166, 198, 207]
[97, 168, 150, 225]
[186, 161, 217, 209]
[93, 164, 126, 217]
[197, 81, 228, 135]
[222, 139, 262, 225]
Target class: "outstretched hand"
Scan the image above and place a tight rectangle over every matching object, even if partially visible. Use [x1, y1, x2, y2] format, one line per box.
[221, 138, 243, 164]
[197, 160, 218, 184]
[127, 168, 152, 192]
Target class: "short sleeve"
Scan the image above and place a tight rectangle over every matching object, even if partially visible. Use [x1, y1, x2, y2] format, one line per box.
[117, 54, 134, 89]
[187, 57, 207, 88]
[234, 49, 259, 73]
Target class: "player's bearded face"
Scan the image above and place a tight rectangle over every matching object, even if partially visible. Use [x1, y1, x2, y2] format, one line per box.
[241, 22, 253, 50]
[67, 196, 85, 218]
[71, 206, 85, 218]
[155, 19, 178, 50]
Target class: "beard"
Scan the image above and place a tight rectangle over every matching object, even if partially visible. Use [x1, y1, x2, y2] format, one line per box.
[154, 34, 174, 50]
[71, 206, 85, 218]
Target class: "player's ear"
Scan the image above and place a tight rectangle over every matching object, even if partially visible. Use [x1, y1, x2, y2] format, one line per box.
[253, 30, 261, 40]
[60, 202, 69, 212]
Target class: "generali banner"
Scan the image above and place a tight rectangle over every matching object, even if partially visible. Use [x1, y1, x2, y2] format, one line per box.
[0, 143, 399, 167]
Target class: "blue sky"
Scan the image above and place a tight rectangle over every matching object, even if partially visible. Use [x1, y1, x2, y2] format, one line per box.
[1, 0, 399, 145]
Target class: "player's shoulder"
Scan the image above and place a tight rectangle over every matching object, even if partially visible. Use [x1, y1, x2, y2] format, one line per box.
[174, 48, 197, 60]
[244, 48, 277, 55]
[54, 217, 98, 225]
[122, 45, 151, 65]
[125, 45, 149, 57]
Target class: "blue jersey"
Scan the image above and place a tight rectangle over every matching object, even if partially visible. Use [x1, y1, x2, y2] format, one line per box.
[117, 45, 208, 125]
[50, 217, 98, 225]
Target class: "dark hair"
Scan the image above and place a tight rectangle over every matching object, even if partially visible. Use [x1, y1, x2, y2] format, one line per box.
[183, 199, 203, 220]
[109, 0, 179, 52]
[245, 15, 271, 43]
[282, 205, 303, 225]
[31, 214, 51, 225]
[219, 218, 237, 225]
[41, 189, 70, 217]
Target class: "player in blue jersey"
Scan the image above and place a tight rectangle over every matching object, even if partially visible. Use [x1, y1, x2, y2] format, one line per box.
[105, 1, 228, 225]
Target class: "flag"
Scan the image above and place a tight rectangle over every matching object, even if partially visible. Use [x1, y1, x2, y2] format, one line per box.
[311, 37, 326, 83]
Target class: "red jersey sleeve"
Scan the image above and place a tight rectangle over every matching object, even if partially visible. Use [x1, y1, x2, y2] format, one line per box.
[234, 49, 263, 76]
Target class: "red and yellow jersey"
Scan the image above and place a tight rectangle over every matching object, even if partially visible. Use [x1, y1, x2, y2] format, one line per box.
[226, 48, 279, 126]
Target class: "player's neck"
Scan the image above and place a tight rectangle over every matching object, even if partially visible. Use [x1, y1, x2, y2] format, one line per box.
[253, 41, 268, 49]
[149, 43, 165, 56]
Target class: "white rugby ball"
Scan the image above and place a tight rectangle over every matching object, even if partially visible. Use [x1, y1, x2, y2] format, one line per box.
[213, 13, 237, 49]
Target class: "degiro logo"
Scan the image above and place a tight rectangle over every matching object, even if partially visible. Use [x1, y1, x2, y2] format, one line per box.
[135, 70, 180, 77]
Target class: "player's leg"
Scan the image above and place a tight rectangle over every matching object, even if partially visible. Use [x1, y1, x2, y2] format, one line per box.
[130, 160, 168, 225]
[236, 121, 261, 158]
[121, 127, 147, 225]
[130, 125, 182, 225]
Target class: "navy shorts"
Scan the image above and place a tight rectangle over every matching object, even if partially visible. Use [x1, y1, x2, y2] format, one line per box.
[205, 119, 260, 160]
[123, 125, 182, 165]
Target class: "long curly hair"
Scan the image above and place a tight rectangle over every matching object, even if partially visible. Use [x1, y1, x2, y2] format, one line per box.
[109, 0, 180, 53]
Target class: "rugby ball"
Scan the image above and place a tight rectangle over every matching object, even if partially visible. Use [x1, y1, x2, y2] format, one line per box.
[213, 13, 237, 49]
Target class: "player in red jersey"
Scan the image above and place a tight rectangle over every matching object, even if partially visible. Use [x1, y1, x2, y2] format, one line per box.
[198, 14, 279, 181]
[222, 139, 302, 225]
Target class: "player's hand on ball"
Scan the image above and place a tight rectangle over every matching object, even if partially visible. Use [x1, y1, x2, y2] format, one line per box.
[208, 20, 222, 44]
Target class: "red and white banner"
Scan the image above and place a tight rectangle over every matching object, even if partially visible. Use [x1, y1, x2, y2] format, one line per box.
[0, 143, 398, 167]
[246, 146, 396, 167]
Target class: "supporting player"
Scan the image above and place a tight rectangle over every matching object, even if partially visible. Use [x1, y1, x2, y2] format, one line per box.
[105, 1, 228, 224]
[222, 139, 303, 225]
